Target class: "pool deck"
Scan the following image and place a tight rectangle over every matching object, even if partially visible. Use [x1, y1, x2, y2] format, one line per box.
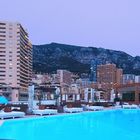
[5, 106, 140, 122]
[0, 106, 119, 123]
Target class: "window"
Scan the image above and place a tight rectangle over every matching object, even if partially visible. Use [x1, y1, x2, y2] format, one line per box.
[0, 27, 6, 29]
[0, 59, 5, 61]
[0, 47, 5, 49]
[0, 71, 5, 73]
[0, 67, 5, 69]
[122, 92, 135, 101]
[0, 43, 5, 45]
[0, 63, 5, 65]
[0, 78, 5, 80]
[0, 35, 6, 37]
[0, 75, 5, 77]
[0, 31, 6, 33]
[0, 23, 6, 25]
[0, 39, 6, 41]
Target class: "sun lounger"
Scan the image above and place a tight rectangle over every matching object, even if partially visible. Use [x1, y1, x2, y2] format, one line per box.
[114, 105, 122, 108]
[63, 107, 83, 113]
[130, 104, 138, 109]
[0, 111, 25, 119]
[85, 105, 104, 111]
[33, 109, 58, 116]
[122, 104, 139, 109]
[122, 105, 131, 109]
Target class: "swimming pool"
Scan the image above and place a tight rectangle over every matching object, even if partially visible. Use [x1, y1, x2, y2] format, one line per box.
[0, 109, 140, 140]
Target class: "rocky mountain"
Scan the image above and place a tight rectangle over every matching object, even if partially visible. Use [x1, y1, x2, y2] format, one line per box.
[33, 43, 140, 75]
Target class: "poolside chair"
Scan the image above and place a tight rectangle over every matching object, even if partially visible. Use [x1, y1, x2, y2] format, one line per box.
[122, 104, 139, 109]
[122, 105, 131, 109]
[63, 106, 83, 113]
[32, 109, 58, 116]
[85, 105, 104, 111]
[131, 104, 138, 109]
[0, 110, 25, 119]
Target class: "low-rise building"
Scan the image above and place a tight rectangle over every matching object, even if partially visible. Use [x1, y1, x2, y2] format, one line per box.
[115, 83, 140, 104]
[97, 63, 123, 84]
[57, 70, 72, 86]
[123, 74, 135, 84]
[135, 75, 140, 83]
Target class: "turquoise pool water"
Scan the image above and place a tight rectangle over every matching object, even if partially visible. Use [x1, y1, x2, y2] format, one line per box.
[0, 109, 140, 140]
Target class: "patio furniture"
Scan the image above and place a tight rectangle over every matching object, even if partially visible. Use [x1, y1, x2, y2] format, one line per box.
[122, 105, 131, 109]
[85, 105, 104, 111]
[33, 109, 58, 116]
[63, 106, 83, 113]
[130, 104, 138, 109]
[0, 111, 25, 119]
[122, 104, 139, 109]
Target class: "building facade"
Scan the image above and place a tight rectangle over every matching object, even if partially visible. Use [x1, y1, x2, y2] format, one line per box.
[0, 21, 32, 101]
[123, 74, 135, 84]
[115, 83, 140, 104]
[97, 64, 123, 84]
[90, 59, 101, 82]
[135, 76, 140, 83]
[57, 70, 72, 85]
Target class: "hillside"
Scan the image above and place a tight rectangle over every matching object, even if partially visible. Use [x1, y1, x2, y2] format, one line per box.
[33, 43, 140, 75]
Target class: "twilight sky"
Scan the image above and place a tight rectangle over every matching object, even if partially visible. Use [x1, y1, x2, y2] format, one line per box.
[0, 0, 140, 56]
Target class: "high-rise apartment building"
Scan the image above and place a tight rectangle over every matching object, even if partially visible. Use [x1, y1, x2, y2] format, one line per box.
[57, 70, 72, 85]
[97, 64, 123, 84]
[0, 21, 32, 101]
[90, 59, 101, 82]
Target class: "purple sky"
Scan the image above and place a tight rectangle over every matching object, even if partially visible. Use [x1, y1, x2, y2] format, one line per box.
[1, 0, 140, 56]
